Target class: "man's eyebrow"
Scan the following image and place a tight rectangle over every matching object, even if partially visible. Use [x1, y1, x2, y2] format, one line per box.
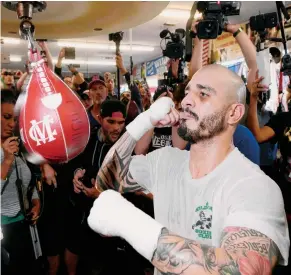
[185, 85, 191, 93]
[196, 83, 217, 95]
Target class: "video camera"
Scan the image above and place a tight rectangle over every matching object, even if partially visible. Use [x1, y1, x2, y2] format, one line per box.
[159, 28, 186, 59]
[249, 2, 291, 76]
[109, 31, 124, 44]
[196, 1, 241, 39]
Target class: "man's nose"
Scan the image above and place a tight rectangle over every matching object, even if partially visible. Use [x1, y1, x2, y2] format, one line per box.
[181, 93, 195, 109]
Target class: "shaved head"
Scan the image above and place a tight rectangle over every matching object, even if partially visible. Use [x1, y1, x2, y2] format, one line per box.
[178, 64, 246, 144]
[198, 64, 246, 105]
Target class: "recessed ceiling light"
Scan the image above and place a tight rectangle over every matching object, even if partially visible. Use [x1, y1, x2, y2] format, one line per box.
[1, 37, 21, 44]
[10, 55, 22, 62]
[160, 9, 190, 18]
[94, 28, 103, 31]
[163, 23, 177, 27]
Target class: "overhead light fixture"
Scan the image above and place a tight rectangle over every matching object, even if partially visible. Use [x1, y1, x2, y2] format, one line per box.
[52, 58, 116, 66]
[57, 41, 108, 50]
[108, 45, 154, 51]
[160, 9, 202, 20]
[57, 41, 154, 52]
[2, 37, 21, 44]
[10, 55, 22, 62]
[160, 9, 190, 18]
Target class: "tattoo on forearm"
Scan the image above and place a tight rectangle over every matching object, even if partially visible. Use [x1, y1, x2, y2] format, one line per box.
[152, 227, 279, 275]
[96, 132, 143, 193]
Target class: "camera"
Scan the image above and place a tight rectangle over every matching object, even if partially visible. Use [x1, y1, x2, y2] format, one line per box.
[109, 32, 124, 43]
[160, 28, 186, 59]
[281, 54, 291, 76]
[249, 12, 278, 33]
[196, 1, 241, 39]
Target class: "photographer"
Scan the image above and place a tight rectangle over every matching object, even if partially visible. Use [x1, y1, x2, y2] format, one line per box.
[247, 74, 291, 204]
[116, 53, 143, 113]
[247, 74, 291, 273]
[1, 90, 40, 275]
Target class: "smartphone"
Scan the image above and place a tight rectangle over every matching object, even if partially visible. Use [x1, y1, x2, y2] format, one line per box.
[65, 47, 75, 60]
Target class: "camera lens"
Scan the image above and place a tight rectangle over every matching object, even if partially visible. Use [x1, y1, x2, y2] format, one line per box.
[205, 22, 215, 33]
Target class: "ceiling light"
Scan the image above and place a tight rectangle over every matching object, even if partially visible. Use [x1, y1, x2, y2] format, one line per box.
[52, 58, 116, 66]
[160, 9, 202, 20]
[2, 37, 21, 44]
[160, 9, 190, 18]
[10, 55, 22, 62]
[57, 41, 108, 50]
[108, 45, 154, 52]
[57, 41, 154, 52]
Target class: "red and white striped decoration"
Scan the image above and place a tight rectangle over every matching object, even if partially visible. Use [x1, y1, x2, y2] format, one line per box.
[202, 39, 210, 66]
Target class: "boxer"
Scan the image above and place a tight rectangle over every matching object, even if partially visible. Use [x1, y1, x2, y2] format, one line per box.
[85, 64, 289, 275]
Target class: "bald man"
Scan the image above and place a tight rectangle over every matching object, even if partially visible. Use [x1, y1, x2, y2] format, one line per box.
[85, 65, 289, 274]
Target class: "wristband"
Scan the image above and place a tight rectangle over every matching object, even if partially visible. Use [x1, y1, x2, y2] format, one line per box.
[233, 27, 243, 38]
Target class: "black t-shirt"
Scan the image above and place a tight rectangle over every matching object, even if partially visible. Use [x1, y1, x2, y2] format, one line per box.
[266, 111, 291, 181]
[148, 127, 172, 153]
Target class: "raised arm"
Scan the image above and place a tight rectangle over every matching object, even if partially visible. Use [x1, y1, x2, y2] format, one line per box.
[96, 131, 142, 193]
[247, 75, 276, 143]
[16, 71, 29, 92]
[95, 97, 178, 193]
[225, 24, 257, 90]
[188, 21, 203, 79]
[116, 54, 143, 112]
[37, 41, 54, 71]
[54, 48, 65, 78]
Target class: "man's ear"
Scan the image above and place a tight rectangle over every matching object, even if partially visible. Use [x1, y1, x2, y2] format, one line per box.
[227, 103, 245, 125]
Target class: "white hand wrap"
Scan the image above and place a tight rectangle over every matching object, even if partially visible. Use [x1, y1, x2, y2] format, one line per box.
[126, 97, 174, 140]
[88, 190, 163, 261]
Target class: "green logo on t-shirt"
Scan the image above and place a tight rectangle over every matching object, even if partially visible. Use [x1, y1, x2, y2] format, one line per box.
[192, 202, 213, 239]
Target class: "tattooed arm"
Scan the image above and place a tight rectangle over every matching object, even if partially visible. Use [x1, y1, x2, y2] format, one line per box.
[95, 97, 178, 194]
[96, 132, 144, 193]
[152, 226, 279, 275]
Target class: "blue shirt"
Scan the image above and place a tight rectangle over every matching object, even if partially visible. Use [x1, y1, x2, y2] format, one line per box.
[185, 125, 260, 165]
[87, 106, 101, 131]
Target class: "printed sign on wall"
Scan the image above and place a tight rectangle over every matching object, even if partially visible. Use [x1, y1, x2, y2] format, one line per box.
[146, 56, 169, 77]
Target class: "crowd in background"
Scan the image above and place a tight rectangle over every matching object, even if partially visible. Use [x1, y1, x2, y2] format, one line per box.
[1, 20, 291, 275]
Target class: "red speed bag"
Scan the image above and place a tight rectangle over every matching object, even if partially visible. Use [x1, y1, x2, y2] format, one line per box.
[18, 58, 90, 164]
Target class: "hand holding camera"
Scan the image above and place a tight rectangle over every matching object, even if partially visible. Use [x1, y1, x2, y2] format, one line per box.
[2, 137, 19, 164]
[116, 54, 127, 75]
[225, 23, 241, 35]
[58, 48, 66, 60]
[68, 64, 77, 74]
[250, 71, 269, 98]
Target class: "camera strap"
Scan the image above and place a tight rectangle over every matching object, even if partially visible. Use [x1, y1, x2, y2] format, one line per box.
[14, 157, 27, 216]
[14, 156, 43, 259]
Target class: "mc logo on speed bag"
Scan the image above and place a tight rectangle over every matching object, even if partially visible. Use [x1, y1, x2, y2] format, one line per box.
[18, 54, 90, 164]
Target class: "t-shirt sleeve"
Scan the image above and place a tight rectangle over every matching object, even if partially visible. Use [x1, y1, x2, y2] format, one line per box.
[224, 175, 289, 266]
[234, 126, 260, 165]
[129, 148, 164, 194]
[265, 112, 287, 139]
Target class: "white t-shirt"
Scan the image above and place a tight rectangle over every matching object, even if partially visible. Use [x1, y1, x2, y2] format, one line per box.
[129, 147, 289, 271]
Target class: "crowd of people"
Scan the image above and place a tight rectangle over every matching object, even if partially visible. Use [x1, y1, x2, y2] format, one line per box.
[1, 20, 291, 275]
